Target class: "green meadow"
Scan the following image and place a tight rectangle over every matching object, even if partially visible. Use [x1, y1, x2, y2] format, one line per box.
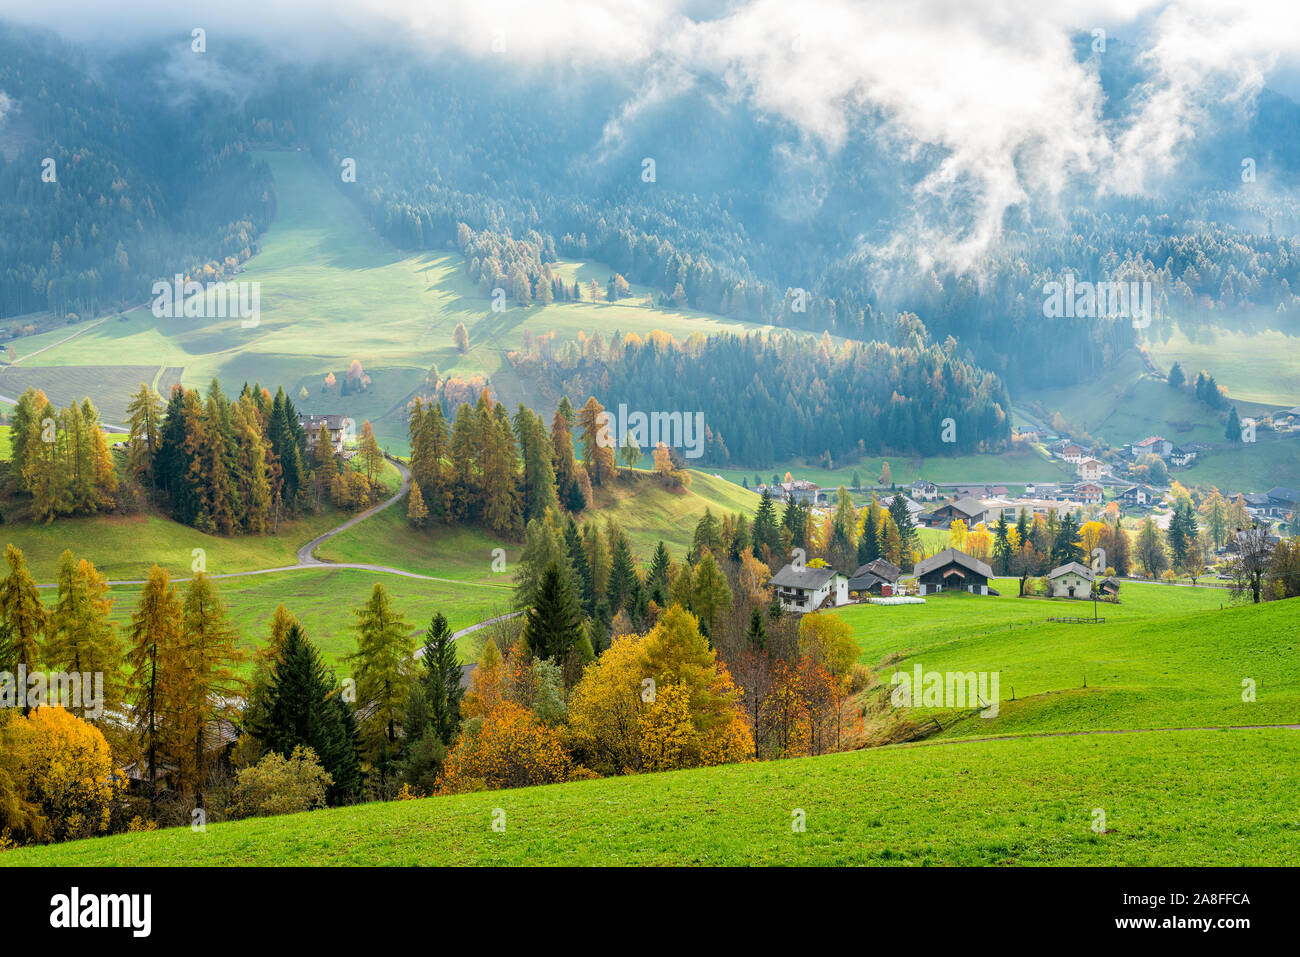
[94, 566, 510, 672]
[832, 584, 1296, 741]
[1, 459, 404, 583]
[1146, 324, 1300, 407]
[7, 726, 1295, 866]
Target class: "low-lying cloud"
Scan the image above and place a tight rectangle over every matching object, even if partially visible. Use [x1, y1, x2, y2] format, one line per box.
[2, 0, 1297, 272]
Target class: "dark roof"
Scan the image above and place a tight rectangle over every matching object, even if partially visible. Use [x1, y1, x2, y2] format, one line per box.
[863, 557, 901, 580]
[299, 413, 349, 429]
[1048, 561, 1094, 580]
[847, 558, 901, 592]
[940, 497, 987, 518]
[1266, 486, 1300, 503]
[913, 548, 994, 580]
[847, 571, 885, 592]
[769, 564, 840, 590]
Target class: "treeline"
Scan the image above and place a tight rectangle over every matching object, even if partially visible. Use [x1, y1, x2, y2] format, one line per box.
[7, 378, 388, 533]
[141, 379, 388, 533]
[511, 329, 1012, 467]
[0, 517, 868, 847]
[7, 391, 119, 522]
[0, 543, 408, 842]
[405, 390, 628, 539]
[505, 502, 869, 764]
[0, 26, 275, 320]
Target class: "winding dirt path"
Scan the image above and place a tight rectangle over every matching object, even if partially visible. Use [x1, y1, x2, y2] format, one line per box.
[37, 455, 510, 594]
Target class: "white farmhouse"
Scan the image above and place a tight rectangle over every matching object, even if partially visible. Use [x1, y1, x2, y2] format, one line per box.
[768, 564, 849, 613]
[1077, 458, 1104, 482]
[1047, 561, 1095, 599]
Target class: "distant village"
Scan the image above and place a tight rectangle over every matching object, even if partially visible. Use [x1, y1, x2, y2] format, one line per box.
[752, 424, 1299, 616]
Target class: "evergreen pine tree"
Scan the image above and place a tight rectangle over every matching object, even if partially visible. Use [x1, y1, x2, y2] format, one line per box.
[522, 560, 584, 661]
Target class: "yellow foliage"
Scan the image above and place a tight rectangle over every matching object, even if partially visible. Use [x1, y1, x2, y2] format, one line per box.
[1, 707, 114, 842]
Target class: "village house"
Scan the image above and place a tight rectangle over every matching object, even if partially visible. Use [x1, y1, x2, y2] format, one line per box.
[1075, 482, 1103, 505]
[952, 484, 1009, 499]
[924, 496, 989, 529]
[1059, 443, 1088, 464]
[1098, 576, 1122, 597]
[1047, 561, 1094, 598]
[768, 563, 849, 613]
[762, 479, 823, 505]
[983, 496, 1083, 522]
[913, 548, 994, 596]
[1239, 492, 1271, 518]
[893, 495, 927, 522]
[298, 413, 352, 455]
[1169, 447, 1197, 467]
[909, 479, 940, 501]
[846, 557, 901, 598]
[1077, 458, 1104, 482]
[1265, 487, 1300, 519]
[1129, 435, 1173, 459]
[1117, 484, 1157, 508]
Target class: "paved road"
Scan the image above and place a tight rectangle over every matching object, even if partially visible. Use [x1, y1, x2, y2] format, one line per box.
[297, 456, 412, 565]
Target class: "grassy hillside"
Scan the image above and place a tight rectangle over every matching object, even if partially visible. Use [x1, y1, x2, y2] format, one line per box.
[1146, 325, 1300, 407]
[6, 727, 1295, 866]
[319, 467, 761, 572]
[0, 152, 790, 449]
[0, 459, 404, 583]
[709, 445, 1072, 490]
[833, 588, 1297, 743]
[1019, 350, 1300, 488]
[99, 567, 509, 671]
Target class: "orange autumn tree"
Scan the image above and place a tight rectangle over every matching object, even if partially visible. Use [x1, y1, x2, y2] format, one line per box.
[440, 637, 572, 793]
[460, 637, 505, 720]
[438, 702, 570, 793]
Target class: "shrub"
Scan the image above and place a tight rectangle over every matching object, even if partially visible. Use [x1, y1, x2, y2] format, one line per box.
[849, 663, 873, 694]
[231, 747, 331, 819]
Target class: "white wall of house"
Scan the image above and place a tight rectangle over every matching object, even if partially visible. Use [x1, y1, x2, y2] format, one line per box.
[779, 575, 849, 612]
[1050, 572, 1092, 598]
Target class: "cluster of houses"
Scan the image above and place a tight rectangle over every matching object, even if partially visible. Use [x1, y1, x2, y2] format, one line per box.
[766, 548, 1122, 613]
[757, 478, 826, 505]
[1120, 435, 1202, 468]
[1239, 487, 1300, 521]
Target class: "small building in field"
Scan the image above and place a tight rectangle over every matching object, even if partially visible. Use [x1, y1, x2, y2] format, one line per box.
[768, 564, 849, 613]
[1047, 561, 1094, 598]
[1098, 576, 1121, 597]
[909, 479, 940, 501]
[1131, 435, 1172, 459]
[913, 548, 994, 596]
[847, 558, 902, 598]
